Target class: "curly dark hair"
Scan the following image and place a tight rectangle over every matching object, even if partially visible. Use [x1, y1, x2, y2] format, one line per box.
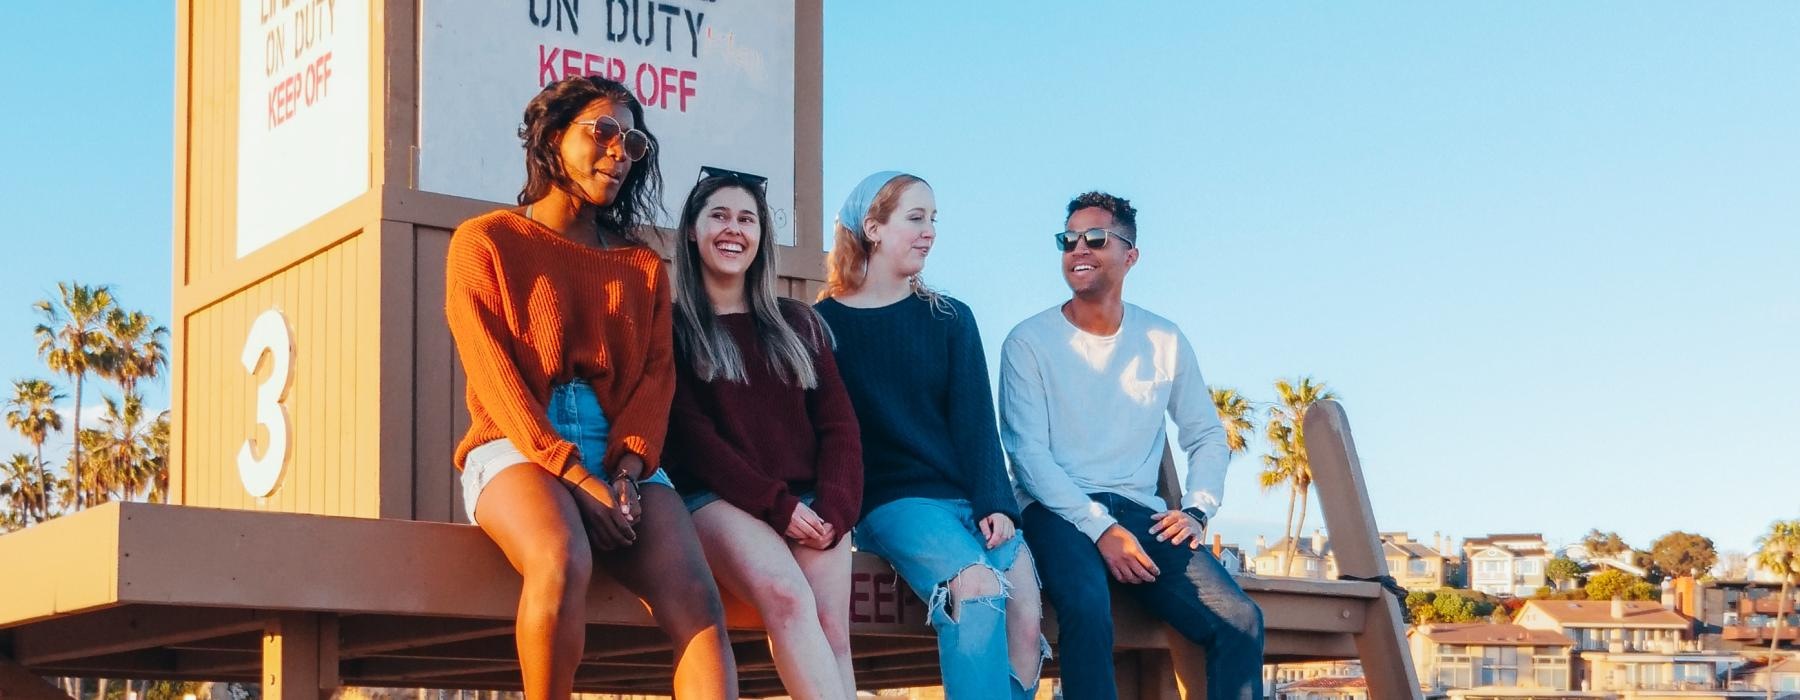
[517, 76, 663, 240]
[1066, 191, 1138, 240]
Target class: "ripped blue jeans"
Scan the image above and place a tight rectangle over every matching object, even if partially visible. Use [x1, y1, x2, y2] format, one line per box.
[854, 497, 1047, 700]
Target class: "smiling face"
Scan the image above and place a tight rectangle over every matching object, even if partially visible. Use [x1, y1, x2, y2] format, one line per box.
[692, 185, 762, 283]
[556, 99, 636, 207]
[1062, 206, 1138, 299]
[865, 182, 936, 279]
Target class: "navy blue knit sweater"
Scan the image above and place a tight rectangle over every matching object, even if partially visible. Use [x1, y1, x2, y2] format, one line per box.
[814, 294, 1020, 525]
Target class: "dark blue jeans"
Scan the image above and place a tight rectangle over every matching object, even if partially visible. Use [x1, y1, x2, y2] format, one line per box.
[1024, 494, 1264, 700]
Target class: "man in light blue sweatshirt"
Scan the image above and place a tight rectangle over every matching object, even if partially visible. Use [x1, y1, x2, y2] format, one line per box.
[1001, 191, 1264, 700]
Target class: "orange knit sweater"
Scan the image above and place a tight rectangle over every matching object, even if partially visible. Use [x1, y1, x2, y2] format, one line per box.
[445, 209, 673, 479]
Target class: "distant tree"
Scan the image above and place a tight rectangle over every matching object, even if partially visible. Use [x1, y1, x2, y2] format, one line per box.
[1264, 377, 1337, 571]
[1548, 556, 1584, 590]
[1434, 593, 1478, 622]
[1755, 519, 1800, 699]
[1625, 581, 1659, 601]
[1583, 529, 1631, 558]
[1, 454, 43, 531]
[1533, 585, 1555, 598]
[1586, 569, 1647, 601]
[1426, 589, 1495, 623]
[1209, 387, 1256, 456]
[34, 282, 116, 510]
[98, 308, 169, 397]
[145, 411, 170, 503]
[4, 378, 63, 522]
[1649, 531, 1718, 578]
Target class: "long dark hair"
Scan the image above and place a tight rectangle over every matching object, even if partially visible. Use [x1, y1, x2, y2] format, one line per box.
[516, 76, 663, 240]
[672, 176, 824, 388]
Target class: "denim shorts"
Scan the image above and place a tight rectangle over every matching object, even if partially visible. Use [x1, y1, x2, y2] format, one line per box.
[460, 380, 673, 525]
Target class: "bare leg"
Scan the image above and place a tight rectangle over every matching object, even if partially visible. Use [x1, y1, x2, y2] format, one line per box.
[601, 484, 738, 699]
[1003, 545, 1046, 690]
[790, 531, 856, 698]
[474, 464, 593, 700]
[693, 501, 847, 699]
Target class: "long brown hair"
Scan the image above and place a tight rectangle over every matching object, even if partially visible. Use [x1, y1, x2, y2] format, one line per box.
[672, 177, 824, 388]
[516, 76, 663, 241]
[817, 174, 945, 311]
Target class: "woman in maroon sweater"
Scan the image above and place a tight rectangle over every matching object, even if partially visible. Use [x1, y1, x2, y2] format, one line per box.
[664, 173, 864, 699]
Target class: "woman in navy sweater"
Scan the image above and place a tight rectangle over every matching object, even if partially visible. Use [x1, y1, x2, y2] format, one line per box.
[665, 173, 864, 699]
[814, 171, 1046, 699]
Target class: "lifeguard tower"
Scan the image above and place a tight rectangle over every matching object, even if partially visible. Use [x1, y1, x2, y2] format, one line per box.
[0, 2, 1420, 697]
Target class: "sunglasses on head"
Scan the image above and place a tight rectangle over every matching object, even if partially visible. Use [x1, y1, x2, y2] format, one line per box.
[698, 165, 769, 192]
[1053, 228, 1135, 253]
[572, 115, 653, 162]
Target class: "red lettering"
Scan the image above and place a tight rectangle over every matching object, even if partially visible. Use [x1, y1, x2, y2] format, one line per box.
[609, 58, 627, 82]
[562, 48, 582, 84]
[634, 62, 660, 108]
[303, 52, 332, 106]
[583, 52, 602, 77]
[677, 70, 697, 112]
[873, 573, 898, 623]
[658, 66, 678, 111]
[849, 573, 872, 623]
[539, 45, 560, 86]
[267, 73, 302, 129]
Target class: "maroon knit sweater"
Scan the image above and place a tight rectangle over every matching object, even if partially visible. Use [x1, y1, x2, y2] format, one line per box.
[664, 302, 863, 541]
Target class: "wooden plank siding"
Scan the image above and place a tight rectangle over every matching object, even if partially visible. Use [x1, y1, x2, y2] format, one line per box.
[178, 235, 382, 519]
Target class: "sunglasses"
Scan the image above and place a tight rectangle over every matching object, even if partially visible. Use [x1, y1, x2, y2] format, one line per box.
[1053, 228, 1135, 253]
[698, 165, 769, 192]
[572, 115, 653, 162]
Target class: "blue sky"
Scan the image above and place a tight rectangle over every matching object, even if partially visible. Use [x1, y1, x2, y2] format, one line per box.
[1, 3, 1795, 558]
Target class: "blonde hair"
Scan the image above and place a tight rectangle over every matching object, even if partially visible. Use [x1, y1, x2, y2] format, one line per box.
[818, 174, 949, 313]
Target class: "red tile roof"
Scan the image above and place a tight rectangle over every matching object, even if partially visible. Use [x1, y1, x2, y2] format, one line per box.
[1519, 600, 1688, 627]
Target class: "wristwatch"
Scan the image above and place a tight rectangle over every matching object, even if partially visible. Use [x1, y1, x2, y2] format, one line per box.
[1182, 507, 1209, 532]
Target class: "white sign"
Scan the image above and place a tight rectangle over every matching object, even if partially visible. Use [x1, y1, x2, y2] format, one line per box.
[239, 309, 294, 498]
[419, 0, 798, 243]
[237, 0, 371, 258]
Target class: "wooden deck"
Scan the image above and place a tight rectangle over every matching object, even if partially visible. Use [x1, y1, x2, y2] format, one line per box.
[0, 401, 1421, 699]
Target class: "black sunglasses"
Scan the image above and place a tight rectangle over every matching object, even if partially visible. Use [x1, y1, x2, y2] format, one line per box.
[1053, 228, 1135, 253]
[698, 166, 769, 192]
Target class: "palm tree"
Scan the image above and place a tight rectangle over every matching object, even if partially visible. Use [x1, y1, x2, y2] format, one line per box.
[145, 410, 171, 503]
[1, 454, 43, 529]
[69, 428, 114, 507]
[1267, 377, 1339, 573]
[100, 308, 170, 396]
[1259, 421, 1302, 575]
[92, 393, 155, 502]
[1755, 519, 1800, 699]
[34, 282, 116, 510]
[4, 378, 64, 521]
[1210, 386, 1256, 456]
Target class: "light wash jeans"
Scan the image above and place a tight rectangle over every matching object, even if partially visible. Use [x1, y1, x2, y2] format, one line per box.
[854, 497, 1047, 700]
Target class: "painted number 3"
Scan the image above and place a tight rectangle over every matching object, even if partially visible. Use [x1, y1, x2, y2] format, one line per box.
[239, 309, 294, 498]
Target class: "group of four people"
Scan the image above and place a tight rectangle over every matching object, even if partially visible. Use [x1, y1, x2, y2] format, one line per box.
[445, 75, 1265, 700]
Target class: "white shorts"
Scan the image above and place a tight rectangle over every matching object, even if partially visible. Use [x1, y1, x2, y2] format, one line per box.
[458, 437, 674, 526]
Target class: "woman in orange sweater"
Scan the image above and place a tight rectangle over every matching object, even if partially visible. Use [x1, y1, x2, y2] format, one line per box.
[445, 76, 737, 700]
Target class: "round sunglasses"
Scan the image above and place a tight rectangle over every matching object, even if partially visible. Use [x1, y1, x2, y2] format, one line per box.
[573, 115, 653, 162]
